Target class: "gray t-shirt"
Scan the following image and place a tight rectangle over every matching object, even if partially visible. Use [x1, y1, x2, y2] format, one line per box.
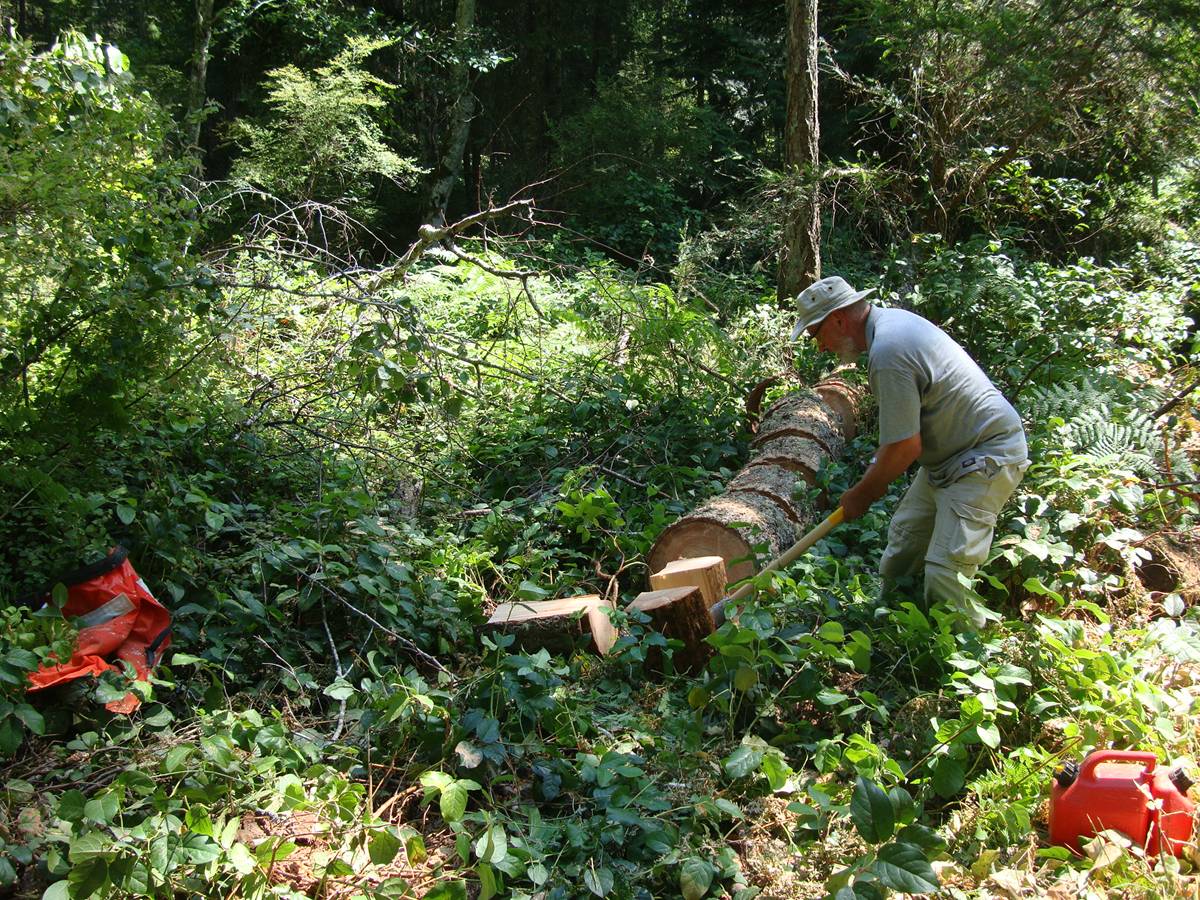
[865, 307, 1027, 486]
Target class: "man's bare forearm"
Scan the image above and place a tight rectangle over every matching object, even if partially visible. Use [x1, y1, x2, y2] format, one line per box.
[839, 433, 922, 520]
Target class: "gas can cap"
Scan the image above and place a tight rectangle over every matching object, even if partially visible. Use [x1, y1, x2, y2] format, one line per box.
[1055, 760, 1080, 788]
[1169, 767, 1195, 793]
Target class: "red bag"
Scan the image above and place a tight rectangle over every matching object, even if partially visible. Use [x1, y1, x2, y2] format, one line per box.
[25, 547, 171, 714]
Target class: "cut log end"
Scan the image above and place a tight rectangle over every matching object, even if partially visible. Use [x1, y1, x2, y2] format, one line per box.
[485, 595, 616, 655]
[629, 585, 714, 673]
[650, 555, 728, 607]
[647, 493, 796, 583]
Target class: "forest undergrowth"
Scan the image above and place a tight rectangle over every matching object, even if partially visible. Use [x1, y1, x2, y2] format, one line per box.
[1, 27, 1200, 900]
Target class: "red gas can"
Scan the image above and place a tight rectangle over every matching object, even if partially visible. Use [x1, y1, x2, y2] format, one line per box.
[1150, 765, 1196, 857]
[1049, 750, 1195, 858]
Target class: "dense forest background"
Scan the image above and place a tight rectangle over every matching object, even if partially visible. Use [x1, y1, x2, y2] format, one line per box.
[0, 0, 1198, 897]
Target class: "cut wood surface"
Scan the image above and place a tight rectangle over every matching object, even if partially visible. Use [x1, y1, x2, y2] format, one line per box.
[647, 492, 797, 583]
[747, 435, 827, 483]
[485, 595, 616, 655]
[753, 392, 844, 456]
[629, 585, 713, 673]
[649, 555, 728, 607]
[814, 377, 864, 440]
[727, 463, 810, 522]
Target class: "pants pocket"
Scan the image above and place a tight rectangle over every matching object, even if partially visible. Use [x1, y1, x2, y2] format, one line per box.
[944, 499, 998, 567]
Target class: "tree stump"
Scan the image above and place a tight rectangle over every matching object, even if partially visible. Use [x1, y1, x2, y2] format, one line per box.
[650, 556, 728, 607]
[647, 492, 797, 583]
[814, 377, 864, 440]
[629, 585, 713, 673]
[484, 595, 617, 656]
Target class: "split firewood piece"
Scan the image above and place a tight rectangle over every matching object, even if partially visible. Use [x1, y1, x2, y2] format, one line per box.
[485, 595, 617, 656]
[726, 464, 815, 523]
[649, 555, 728, 607]
[753, 391, 845, 457]
[748, 435, 828, 486]
[629, 585, 713, 673]
[647, 492, 797, 583]
[814, 377, 864, 441]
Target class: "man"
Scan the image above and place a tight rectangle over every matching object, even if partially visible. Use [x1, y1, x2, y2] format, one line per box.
[792, 276, 1029, 627]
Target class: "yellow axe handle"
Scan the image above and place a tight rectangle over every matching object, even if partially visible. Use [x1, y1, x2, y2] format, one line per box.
[710, 506, 845, 623]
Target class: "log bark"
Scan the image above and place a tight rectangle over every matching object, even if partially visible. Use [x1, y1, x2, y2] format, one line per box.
[484, 595, 616, 655]
[748, 435, 827, 484]
[650, 556, 728, 607]
[727, 464, 812, 522]
[753, 391, 845, 457]
[814, 377, 864, 440]
[647, 492, 797, 583]
[629, 586, 713, 673]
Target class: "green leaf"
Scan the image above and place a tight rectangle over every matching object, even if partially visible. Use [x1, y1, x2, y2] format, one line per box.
[228, 843, 257, 876]
[83, 792, 118, 825]
[14, 705, 44, 735]
[527, 862, 549, 885]
[478, 862, 497, 900]
[888, 786, 916, 825]
[68, 858, 109, 898]
[42, 881, 70, 900]
[583, 863, 614, 897]
[932, 756, 965, 798]
[818, 621, 845, 642]
[976, 723, 1001, 749]
[369, 827, 403, 866]
[723, 745, 764, 779]
[733, 665, 759, 691]
[874, 841, 939, 893]
[473, 824, 508, 864]
[440, 782, 469, 823]
[323, 680, 355, 701]
[423, 880, 467, 900]
[850, 777, 896, 844]
[680, 857, 714, 900]
[116, 503, 136, 525]
[57, 789, 86, 822]
[400, 826, 426, 865]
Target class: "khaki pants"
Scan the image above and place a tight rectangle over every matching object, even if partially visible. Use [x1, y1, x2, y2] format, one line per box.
[879, 460, 1027, 628]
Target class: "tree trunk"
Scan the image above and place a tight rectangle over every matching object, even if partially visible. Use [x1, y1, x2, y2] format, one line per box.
[753, 390, 845, 456]
[184, 0, 215, 175]
[648, 492, 799, 584]
[778, 0, 821, 301]
[423, 0, 477, 229]
[648, 380, 863, 584]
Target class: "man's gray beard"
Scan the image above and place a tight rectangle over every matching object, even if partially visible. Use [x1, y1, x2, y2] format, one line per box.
[833, 337, 859, 364]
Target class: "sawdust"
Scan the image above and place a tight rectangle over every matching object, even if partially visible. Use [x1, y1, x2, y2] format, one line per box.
[736, 795, 869, 898]
[1138, 533, 1200, 605]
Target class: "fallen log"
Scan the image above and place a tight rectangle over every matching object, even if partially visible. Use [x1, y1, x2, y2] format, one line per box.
[484, 595, 617, 655]
[727, 463, 812, 522]
[753, 392, 845, 457]
[628, 585, 713, 673]
[813, 377, 864, 440]
[647, 492, 797, 583]
[746, 435, 827, 485]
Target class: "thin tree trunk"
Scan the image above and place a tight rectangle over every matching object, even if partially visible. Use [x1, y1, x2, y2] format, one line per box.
[778, 0, 821, 301]
[423, 0, 477, 229]
[184, 0, 215, 175]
